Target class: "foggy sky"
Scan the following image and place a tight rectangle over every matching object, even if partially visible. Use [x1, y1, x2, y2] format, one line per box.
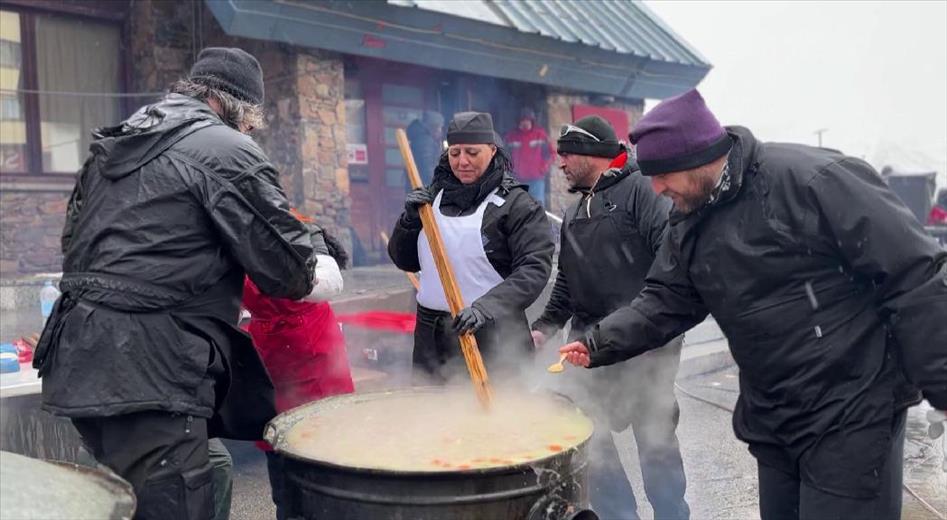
[644, 0, 947, 189]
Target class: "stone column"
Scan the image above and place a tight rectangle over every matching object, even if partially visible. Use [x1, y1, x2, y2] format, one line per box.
[0, 193, 68, 277]
[296, 51, 352, 252]
[126, 0, 193, 100]
[545, 93, 578, 216]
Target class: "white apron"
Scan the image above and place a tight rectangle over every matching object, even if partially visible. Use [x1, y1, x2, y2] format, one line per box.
[416, 189, 505, 312]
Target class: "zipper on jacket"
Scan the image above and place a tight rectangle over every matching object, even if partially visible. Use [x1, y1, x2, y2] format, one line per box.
[584, 170, 609, 218]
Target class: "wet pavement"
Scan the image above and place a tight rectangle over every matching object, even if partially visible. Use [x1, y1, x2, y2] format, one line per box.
[663, 364, 946, 520]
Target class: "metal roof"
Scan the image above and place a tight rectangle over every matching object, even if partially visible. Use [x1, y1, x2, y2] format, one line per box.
[206, 0, 711, 99]
[388, 0, 708, 67]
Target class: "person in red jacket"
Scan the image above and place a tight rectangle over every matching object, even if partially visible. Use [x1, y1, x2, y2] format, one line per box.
[242, 211, 353, 520]
[505, 107, 554, 206]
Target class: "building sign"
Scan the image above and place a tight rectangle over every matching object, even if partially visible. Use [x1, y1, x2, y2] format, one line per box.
[347, 143, 368, 165]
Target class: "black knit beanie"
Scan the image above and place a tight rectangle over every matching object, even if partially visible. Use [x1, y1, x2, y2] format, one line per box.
[557, 115, 622, 158]
[189, 47, 264, 105]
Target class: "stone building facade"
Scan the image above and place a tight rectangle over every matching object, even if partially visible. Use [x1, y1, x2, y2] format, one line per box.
[1, 0, 351, 278]
[0, 0, 662, 280]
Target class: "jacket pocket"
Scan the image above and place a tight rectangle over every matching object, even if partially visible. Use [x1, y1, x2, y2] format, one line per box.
[182, 462, 214, 520]
[137, 461, 213, 520]
[167, 315, 215, 390]
[799, 399, 897, 498]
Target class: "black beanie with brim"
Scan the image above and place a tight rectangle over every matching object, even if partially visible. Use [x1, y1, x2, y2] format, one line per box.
[556, 139, 622, 158]
[447, 112, 496, 145]
[557, 115, 622, 158]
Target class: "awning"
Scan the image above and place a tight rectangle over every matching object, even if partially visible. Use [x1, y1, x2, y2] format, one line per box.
[205, 0, 710, 99]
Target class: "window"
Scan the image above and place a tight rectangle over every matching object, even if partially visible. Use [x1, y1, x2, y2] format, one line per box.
[0, 8, 121, 177]
[0, 11, 27, 173]
[0, 39, 21, 68]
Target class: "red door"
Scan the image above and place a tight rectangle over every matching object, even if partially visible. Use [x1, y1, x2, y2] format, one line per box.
[349, 61, 434, 263]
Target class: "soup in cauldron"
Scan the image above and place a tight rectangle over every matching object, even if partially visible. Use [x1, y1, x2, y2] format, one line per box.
[281, 390, 593, 472]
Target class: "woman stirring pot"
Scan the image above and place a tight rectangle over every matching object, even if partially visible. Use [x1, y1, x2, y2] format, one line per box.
[388, 112, 554, 383]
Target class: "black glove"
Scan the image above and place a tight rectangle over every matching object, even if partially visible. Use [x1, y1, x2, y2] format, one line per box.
[323, 229, 350, 269]
[308, 223, 329, 256]
[404, 187, 435, 222]
[452, 306, 489, 334]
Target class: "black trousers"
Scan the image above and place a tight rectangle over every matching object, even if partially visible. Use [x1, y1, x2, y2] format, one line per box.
[412, 304, 530, 385]
[757, 411, 906, 520]
[72, 411, 214, 520]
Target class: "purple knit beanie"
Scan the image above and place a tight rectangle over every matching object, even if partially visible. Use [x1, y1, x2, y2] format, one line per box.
[630, 89, 731, 176]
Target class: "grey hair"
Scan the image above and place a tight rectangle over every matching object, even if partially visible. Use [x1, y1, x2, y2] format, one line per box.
[169, 79, 265, 131]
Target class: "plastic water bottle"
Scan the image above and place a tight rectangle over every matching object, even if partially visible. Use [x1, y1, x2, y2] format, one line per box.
[40, 280, 61, 324]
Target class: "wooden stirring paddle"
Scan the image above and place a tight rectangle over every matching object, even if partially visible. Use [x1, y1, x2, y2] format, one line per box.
[396, 128, 493, 409]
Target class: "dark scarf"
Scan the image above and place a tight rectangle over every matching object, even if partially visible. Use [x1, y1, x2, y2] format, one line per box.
[431, 148, 512, 212]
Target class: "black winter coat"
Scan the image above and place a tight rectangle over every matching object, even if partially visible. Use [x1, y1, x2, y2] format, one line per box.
[388, 166, 554, 374]
[585, 126, 947, 497]
[34, 94, 316, 440]
[532, 155, 671, 337]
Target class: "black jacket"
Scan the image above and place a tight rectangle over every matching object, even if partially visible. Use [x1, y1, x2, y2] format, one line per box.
[586, 126, 947, 497]
[532, 155, 671, 337]
[34, 94, 316, 440]
[388, 161, 554, 366]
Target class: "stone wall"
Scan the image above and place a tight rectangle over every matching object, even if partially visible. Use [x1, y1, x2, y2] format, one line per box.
[0, 192, 69, 277]
[545, 92, 645, 216]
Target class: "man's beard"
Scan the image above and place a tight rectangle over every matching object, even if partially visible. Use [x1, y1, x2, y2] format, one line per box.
[669, 171, 717, 214]
[566, 159, 595, 190]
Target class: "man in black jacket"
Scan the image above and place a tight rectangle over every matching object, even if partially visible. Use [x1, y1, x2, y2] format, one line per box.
[34, 47, 318, 520]
[532, 116, 688, 520]
[561, 90, 947, 519]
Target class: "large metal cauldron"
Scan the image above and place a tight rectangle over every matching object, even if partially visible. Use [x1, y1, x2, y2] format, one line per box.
[264, 388, 597, 520]
[0, 450, 136, 519]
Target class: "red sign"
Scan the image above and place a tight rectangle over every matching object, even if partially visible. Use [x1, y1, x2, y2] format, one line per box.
[347, 143, 368, 165]
[571, 105, 631, 144]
